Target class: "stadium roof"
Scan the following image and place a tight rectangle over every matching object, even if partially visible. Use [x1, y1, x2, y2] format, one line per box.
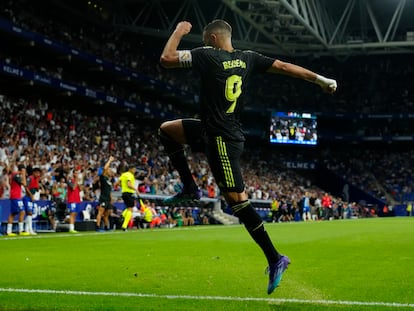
[97, 0, 414, 58]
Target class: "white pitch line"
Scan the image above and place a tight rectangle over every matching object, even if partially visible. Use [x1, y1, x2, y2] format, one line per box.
[0, 288, 413, 308]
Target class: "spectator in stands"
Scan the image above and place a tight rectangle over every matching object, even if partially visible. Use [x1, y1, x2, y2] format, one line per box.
[165, 207, 175, 227]
[207, 181, 216, 198]
[158, 206, 169, 226]
[0, 167, 10, 198]
[66, 169, 82, 233]
[183, 207, 195, 226]
[38, 193, 56, 231]
[96, 156, 115, 231]
[170, 207, 183, 227]
[51, 177, 67, 223]
[109, 206, 122, 230]
[159, 19, 336, 294]
[82, 186, 95, 202]
[148, 202, 162, 228]
[198, 207, 210, 225]
[52, 177, 67, 203]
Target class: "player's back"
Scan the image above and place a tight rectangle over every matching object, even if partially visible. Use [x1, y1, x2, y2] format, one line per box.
[191, 47, 273, 140]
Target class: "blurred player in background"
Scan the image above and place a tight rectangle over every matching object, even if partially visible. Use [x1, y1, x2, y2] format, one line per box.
[23, 167, 42, 235]
[6, 164, 30, 236]
[118, 164, 138, 231]
[96, 156, 114, 231]
[66, 168, 82, 233]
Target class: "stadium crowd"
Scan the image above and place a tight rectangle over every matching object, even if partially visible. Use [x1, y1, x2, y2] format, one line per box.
[0, 94, 382, 223]
[0, 95, 297, 199]
[323, 147, 414, 204]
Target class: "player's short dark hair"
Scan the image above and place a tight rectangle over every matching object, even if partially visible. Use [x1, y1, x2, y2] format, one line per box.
[204, 19, 232, 36]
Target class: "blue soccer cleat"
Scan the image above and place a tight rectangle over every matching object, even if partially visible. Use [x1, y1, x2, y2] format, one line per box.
[266, 255, 290, 294]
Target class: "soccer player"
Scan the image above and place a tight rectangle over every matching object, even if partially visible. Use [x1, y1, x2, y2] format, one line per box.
[6, 164, 30, 236]
[159, 19, 337, 294]
[302, 191, 311, 222]
[66, 169, 82, 233]
[118, 164, 138, 231]
[96, 156, 115, 231]
[23, 167, 42, 235]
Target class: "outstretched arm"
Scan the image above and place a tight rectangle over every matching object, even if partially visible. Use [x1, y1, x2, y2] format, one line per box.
[160, 21, 192, 69]
[268, 59, 337, 94]
[103, 156, 114, 176]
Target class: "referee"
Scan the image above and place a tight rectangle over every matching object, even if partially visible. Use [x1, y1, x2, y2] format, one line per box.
[119, 164, 138, 231]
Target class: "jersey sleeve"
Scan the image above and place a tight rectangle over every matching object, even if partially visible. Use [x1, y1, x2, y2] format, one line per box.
[245, 50, 275, 73]
[190, 47, 214, 72]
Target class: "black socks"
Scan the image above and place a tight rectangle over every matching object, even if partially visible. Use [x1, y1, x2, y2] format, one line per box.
[232, 201, 280, 265]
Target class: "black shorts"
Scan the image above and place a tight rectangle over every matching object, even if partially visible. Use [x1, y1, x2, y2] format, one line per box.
[121, 192, 135, 208]
[99, 199, 112, 210]
[182, 119, 245, 193]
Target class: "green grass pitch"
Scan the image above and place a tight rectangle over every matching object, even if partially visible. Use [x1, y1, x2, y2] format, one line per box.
[1, 217, 414, 310]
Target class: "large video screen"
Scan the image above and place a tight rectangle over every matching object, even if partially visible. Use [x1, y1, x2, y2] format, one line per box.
[270, 111, 317, 145]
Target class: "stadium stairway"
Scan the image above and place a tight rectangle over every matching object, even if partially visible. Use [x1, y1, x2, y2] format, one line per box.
[211, 205, 239, 225]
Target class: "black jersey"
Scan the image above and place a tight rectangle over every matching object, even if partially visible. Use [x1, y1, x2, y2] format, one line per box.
[99, 174, 112, 202]
[191, 47, 274, 141]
